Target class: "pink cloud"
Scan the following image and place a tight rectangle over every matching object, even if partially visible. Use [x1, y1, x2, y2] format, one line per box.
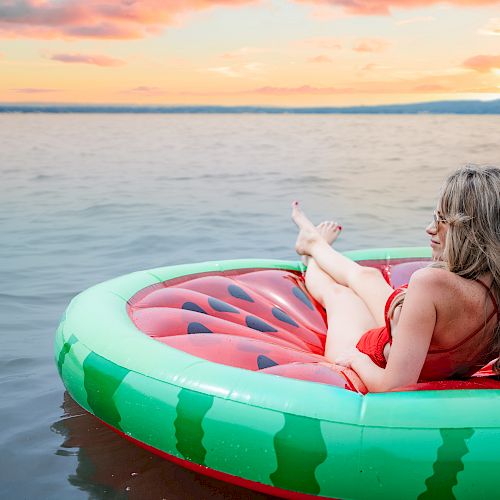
[353, 38, 390, 53]
[11, 87, 60, 93]
[396, 16, 435, 25]
[462, 54, 500, 72]
[308, 55, 333, 63]
[181, 85, 355, 96]
[357, 63, 393, 74]
[2, 1, 498, 41]
[220, 47, 269, 60]
[122, 86, 168, 96]
[413, 84, 450, 92]
[180, 71, 496, 96]
[0, 0, 254, 40]
[296, 0, 500, 16]
[294, 37, 342, 50]
[51, 53, 125, 66]
[248, 85, 355, 95]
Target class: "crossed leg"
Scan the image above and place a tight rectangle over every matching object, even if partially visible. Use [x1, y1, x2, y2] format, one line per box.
[305, 259, 378, 360]
[293, 203, 394, 361]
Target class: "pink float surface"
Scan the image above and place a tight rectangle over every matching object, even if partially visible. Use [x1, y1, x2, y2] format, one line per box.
[127, 260, 500, 393]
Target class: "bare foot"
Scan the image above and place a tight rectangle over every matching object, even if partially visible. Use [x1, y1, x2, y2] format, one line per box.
[291, 201, 323, 256]
[317, 221, 342, 245]
[302, 221, 342, 265]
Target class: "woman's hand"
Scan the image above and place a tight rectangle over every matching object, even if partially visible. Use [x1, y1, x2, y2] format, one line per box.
[334, 347, 366, 369]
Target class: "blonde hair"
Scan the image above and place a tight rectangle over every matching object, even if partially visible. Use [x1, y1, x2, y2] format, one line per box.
[389, 165, 500, 372]
[437, 165, 500, 372]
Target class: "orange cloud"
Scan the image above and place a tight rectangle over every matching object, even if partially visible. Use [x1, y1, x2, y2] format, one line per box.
[51, 53, 125, 66]
[361, 63, 381, 71]
[0, 0, 254, 40]
[296, 0, 500, 16]
[462, 54, 500, 72]
[353, 38, 390, 53]
[308, 55, 333, 63]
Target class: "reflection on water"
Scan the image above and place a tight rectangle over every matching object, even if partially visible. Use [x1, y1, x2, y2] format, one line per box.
[52, 392, 273, 499]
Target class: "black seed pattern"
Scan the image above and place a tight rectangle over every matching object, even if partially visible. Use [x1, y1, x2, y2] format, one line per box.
[187, 322, 213, 334]
[208, 297, 239, 313]
[228, 284, 254, 302]
[272, 307, 299, 327]
[246, 316, 278, 333]
[257, 355, 279, 370]
[182, 302, 207, 314]
[292, 286, 314, 310]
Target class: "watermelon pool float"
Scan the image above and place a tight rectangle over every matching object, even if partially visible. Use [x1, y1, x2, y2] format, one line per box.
[55, 247, 500, 499]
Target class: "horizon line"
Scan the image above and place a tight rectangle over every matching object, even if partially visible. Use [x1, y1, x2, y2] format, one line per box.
[1, 98, 499, 114]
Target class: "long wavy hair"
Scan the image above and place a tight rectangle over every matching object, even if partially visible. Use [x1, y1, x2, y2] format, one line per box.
[437, 165, 500, 371]
[389, 165, 500, 371]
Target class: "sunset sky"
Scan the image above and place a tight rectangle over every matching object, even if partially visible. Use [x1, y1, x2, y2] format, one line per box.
[1, 0, 499, 106]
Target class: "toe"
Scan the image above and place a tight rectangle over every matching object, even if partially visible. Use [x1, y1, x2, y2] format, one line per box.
[291, 201, 316, 230]
[291, 201, 301, 221]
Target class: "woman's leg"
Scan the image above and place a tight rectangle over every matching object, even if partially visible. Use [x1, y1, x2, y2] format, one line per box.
[292, 202, 393, 326]
[302, 220, 342, 267]
[304, 258, 378, 360]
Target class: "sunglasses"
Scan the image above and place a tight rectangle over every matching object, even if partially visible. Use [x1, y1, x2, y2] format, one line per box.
[432, 210, 447, 228]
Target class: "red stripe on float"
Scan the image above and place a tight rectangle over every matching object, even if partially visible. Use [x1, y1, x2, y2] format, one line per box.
[100, 419, 336, 500]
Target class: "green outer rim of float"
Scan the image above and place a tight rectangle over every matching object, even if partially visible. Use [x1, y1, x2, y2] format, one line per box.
[55, 247, 500, 499]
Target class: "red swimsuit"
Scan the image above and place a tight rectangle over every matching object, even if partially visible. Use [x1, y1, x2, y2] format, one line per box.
[356, 279, 499, 381]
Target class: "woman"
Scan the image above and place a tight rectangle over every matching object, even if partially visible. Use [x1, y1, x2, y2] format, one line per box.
[292, 165, 500, 392]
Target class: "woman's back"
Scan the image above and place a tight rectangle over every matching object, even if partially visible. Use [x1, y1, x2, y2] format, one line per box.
[395, 267, 498, 380]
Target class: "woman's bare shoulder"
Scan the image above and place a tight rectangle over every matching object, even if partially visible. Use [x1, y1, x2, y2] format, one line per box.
[408, 265, 453, 289]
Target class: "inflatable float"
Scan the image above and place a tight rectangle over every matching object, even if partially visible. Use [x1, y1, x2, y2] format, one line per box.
[55, 247, 500, 499]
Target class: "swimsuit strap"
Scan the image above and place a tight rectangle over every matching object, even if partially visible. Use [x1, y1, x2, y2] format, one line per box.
[476, 278, 499, 319]
[384, 284, 408, 333]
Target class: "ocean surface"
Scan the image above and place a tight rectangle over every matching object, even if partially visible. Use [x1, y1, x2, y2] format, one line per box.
[1, 113, 499, 499]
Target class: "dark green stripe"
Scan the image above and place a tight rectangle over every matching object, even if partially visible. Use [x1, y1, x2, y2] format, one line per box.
[270, 413, 327, 495]
[57, 334, 78, 376]
[83, 352, 130, 431]
[174, 389, 214, 465]
[418, 428, 474, 500]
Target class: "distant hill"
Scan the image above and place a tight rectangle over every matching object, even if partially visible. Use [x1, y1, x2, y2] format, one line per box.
[1, 99, 499, 114]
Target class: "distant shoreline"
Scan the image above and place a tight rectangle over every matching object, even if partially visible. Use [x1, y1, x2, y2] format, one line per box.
[1, 99, 499, 114]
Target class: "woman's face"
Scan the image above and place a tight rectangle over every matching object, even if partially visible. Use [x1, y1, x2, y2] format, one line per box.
[426, 207, 449, 260]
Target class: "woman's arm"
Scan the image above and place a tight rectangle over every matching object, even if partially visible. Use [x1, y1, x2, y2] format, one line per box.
[339, 268, 437, 392]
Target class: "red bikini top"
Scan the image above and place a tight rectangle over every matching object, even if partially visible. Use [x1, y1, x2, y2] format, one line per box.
[384, 284, 408, 334]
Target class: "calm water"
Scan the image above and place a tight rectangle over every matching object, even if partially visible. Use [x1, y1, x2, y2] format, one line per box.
[1, 114, 499, 499]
